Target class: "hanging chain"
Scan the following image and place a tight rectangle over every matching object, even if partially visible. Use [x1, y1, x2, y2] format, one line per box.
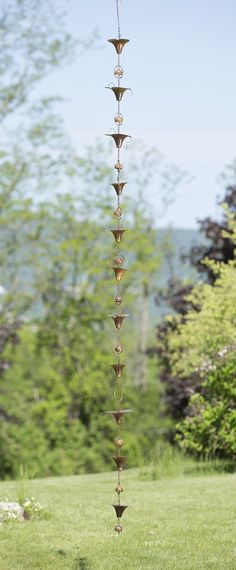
[116, 0, 121, 39]
[104, 0, 131, 535]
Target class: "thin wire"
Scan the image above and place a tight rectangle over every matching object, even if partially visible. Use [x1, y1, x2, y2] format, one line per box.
[116, 0, 121, 39]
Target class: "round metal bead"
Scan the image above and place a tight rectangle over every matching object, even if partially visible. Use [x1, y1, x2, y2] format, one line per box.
[115, 524, 123, 533]
[115, 483, 124, 493]
[113, 254, 124, 266]
[114, 112, 123, 125]
[114, 65, 124, 78]
[114, 294, 123, 305]
[114, 207, 122, 219]
[114, 344, 123, 354]
[114, 161, 123, 170]
[115, 437, 123, 448]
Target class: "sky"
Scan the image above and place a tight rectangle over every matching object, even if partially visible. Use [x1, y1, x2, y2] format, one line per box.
[41, 0, 236, 228]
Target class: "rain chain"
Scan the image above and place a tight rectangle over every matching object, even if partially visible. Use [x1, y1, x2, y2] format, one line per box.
[103, 0, 132, 535]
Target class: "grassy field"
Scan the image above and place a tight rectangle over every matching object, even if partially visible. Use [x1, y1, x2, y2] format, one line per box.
[0, 467, 235, 570]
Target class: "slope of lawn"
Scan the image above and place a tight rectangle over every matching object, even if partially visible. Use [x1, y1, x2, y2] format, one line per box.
[0, 467, 235, 570]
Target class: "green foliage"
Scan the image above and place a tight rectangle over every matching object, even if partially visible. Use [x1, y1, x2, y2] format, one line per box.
[169, 261, 236, 376]
[1, 299, 169, 476]
[0, 103, 175, 479]
[176, 354, 236, 460]
[139, 441, 235, 481]
[0, 0, 76, 120]
[20, 496, 42, 519]
[166, 216, 236, 459]
[0, 322, 103, 477]
[0, 0, 187, 480]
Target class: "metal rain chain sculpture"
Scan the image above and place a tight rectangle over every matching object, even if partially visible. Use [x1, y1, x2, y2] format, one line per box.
[103, 0, 132, 535]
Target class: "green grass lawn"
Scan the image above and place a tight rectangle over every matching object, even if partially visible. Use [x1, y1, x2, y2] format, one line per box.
[0, 468, 235, 570]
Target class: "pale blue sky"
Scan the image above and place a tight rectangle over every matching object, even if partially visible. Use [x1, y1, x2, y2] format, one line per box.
[41, 0, 236, 227]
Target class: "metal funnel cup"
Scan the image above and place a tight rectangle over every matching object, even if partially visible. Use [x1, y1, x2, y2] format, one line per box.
[111, 182, 127, 196]
[112, 504, 128, 518]
[103, 409, 132, 425]
[112, 456, 127, 470]
[109, 229, 127, 243]
[106, 133, 131, 149]
[112, 363, 126, 378]
[110, 314, 129, 329]
[108, 38, 129, 54]
[112, 267, 128, 282]
[106, 86, 130, 101]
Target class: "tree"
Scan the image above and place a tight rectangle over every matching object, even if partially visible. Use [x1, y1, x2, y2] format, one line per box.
[0, 0, 103, 477]
[187, 179, 236, 283]
[0, 0, 84, 121]
[0, 0, 91, 368]
[166, 214, 236, 460]
[155, 177, 236, 422]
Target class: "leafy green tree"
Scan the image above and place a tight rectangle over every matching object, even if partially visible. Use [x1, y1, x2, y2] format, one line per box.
[167, 214, 236, 460]
[0, 146, 182, 477]
[0, 0, 75, 120]
[155, 178, 236, 421]
[0, 0, 75, 320]
[176, 354, 236, 460]
[188, 172, 236, 283]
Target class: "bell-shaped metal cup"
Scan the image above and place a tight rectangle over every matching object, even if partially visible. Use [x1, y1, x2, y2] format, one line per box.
[106, 133, 131, 149]
[108, 38, 129, 54]
[112, 504, 128, 518]
[112, 363, 126, 378]
[110, 314, 129, 329]
[106, 86, 130, 102]
[109, 229, 127, 243]
[103, 409, 132, 425]
[111, 182, 127, 196]
[112, 456, 127, 470]
[112, 267, 128, 282]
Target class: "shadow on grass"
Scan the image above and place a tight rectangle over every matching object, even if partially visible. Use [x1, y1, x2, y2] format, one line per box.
[56, 550, 91, 570]
[56, 549, 67, 557]
[73, 556, 91, 570]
